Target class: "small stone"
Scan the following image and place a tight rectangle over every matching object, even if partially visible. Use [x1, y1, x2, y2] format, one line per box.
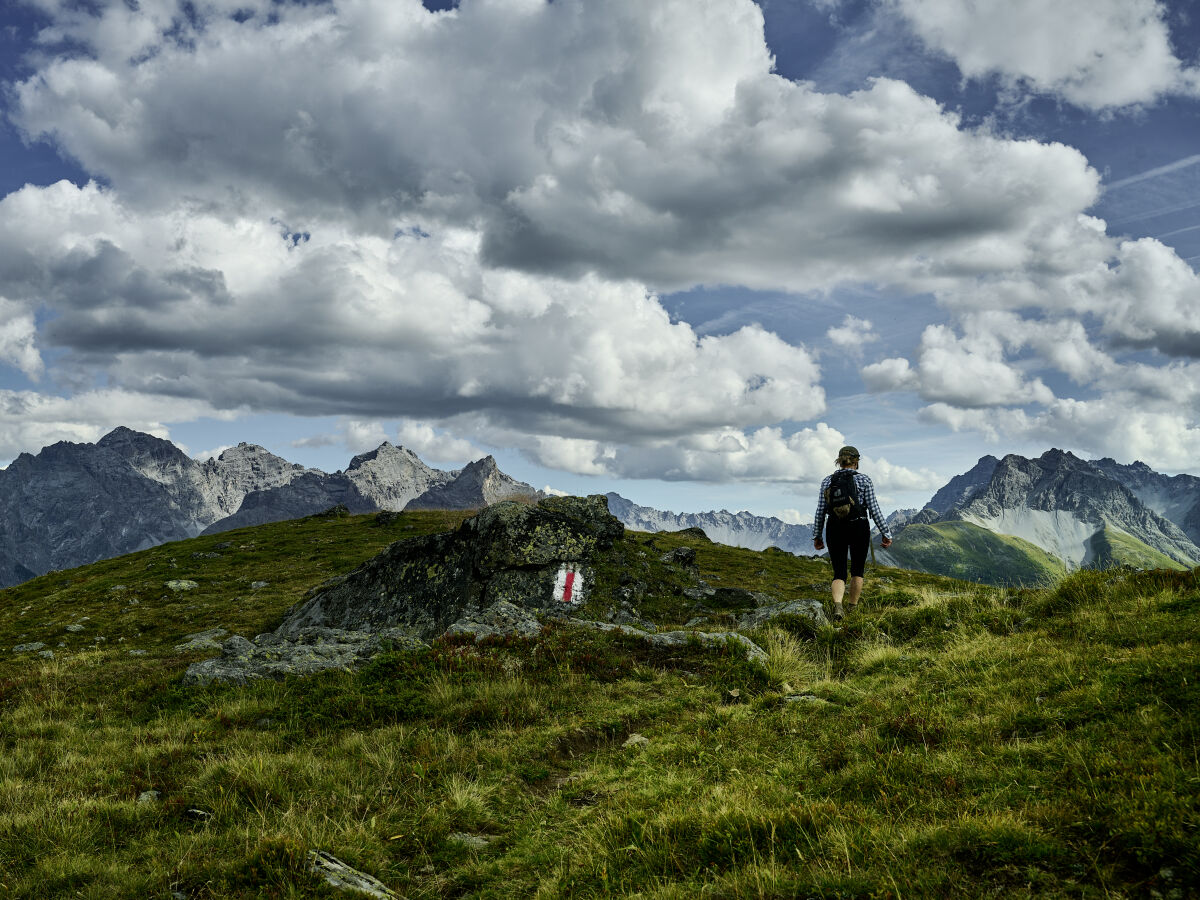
[250, 581, 269, 590]
[13, 642, 46, 653]
[309, 850, 399, 899]
[175, 627, 228, 652]
[65, 624, 85, 633]
[128, 649, 148, 657]
[137, 790, 161, 804]
[660, 547, 697, 566]
[166, 580, 199, 592]
[213, 542, 233, 550]
[448, 832, 492, 849]
[785, 694, 832, 706]
[38, 650, 54, 660]
[723, 688, 744, 705]
[184, 807, 213, 822]
[622, 733, 650, 750]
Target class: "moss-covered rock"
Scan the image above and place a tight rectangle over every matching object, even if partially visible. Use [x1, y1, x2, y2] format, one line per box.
[270, 495, 621, 640]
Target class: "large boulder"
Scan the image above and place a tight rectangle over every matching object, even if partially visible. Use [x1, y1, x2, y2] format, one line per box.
[276, 494, 622, 639]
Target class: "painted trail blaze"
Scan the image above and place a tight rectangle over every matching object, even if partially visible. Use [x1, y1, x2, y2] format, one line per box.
[554, 564, 586, 605]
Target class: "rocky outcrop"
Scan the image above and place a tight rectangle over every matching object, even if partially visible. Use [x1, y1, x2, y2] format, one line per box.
[405, 456, 541, 510]
[184, 495, 625, 684]
[181, 495, 814, 686]
[279, 495, 622, 637]
[568, 619, 768, 664]
[606, 493, 815, 554]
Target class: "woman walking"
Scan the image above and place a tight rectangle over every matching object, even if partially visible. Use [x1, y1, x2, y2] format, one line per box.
[812, 446, 892, 621]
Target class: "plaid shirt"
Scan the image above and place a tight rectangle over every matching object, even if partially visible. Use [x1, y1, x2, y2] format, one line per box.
[814, 469, 890, 539]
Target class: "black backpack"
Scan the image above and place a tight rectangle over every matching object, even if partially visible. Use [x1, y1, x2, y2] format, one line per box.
[825, 469, 862, 520]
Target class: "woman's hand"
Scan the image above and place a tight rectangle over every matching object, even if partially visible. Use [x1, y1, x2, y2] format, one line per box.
[813, 538, 825, 551]
[881, 536, 892, 549]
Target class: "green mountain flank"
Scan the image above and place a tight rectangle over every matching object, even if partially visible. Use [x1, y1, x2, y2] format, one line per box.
[1, 504, 1197, 897]
[1088, 525, 1191, 572]
[885, 520, 1068, 586]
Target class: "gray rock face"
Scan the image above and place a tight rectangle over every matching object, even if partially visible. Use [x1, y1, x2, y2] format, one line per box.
[606, 493, 815, 554]
[204, 443, 457, 534]
[405, 456, 541, 510]
[446, 600, 543, 641]
[0, 429, 312, 587]
[201, 472, 376, 534]
[279, 495, 622, 639]
[736, 598, 828, 630]
[345, 442, 451, 511]
[568, 619, 769, 664]
[924, 455, 999, 516]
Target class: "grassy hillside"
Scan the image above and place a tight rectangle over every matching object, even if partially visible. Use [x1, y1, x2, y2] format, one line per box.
[1088, 525, 1190, 572]
[1, 508, 1197, 898]
[886, 520, 1068, 586]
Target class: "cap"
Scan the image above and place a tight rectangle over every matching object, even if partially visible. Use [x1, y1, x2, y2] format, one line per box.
[838, 445, 860, 459]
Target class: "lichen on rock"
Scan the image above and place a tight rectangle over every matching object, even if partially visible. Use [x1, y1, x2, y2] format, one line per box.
[184, 495, 623, 685]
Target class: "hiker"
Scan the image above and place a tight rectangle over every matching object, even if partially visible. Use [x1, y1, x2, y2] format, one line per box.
[812, 445, 892, 621]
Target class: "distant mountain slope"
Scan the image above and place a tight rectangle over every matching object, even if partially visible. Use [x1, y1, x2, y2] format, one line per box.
[949, 450, 1200, 568]
[0, 429, 536, 587]
[1088, 457, 1200, 548]
[880, 520, 1066, 586]
[606, 493, 816, 554]
[897, 450, 1200, 582]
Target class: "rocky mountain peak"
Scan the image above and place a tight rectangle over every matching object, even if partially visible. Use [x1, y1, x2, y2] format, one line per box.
[925, 454, 999, 515]
[347, 441, 414, 469]
[406, 455, 538, 510]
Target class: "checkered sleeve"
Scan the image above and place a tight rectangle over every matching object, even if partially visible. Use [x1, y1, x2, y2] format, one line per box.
[813, 474, 831, 538]
[856, 473, 890, 539]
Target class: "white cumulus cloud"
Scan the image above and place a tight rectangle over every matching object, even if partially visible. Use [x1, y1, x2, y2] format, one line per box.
[889, 0, 1199, 109]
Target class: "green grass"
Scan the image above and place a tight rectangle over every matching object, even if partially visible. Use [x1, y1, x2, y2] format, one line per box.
[1088, 525, 1191, 571]
[887, 520, 1068, 586]
[0, 511, 1197, 898]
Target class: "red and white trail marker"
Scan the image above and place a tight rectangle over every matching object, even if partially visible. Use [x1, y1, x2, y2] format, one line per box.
[554, 564, 586, 606]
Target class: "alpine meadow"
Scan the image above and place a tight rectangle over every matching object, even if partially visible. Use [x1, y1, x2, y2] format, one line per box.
[0, 502, 1196, 898]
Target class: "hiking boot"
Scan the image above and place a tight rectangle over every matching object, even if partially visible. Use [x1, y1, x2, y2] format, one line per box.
[831, 604, 845, 622]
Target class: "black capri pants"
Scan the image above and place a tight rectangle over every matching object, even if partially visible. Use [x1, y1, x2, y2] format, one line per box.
[825, 516, 870, 582]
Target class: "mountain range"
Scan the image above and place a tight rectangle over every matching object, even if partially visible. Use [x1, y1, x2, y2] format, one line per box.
[0, 427, 540, 588]
[3, 429, 1199, 590]
[604, 492, 814, 554]
[880, 449, 1200, 584]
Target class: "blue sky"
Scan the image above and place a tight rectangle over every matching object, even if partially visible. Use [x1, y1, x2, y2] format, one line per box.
[1, 0, 1199, 523]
